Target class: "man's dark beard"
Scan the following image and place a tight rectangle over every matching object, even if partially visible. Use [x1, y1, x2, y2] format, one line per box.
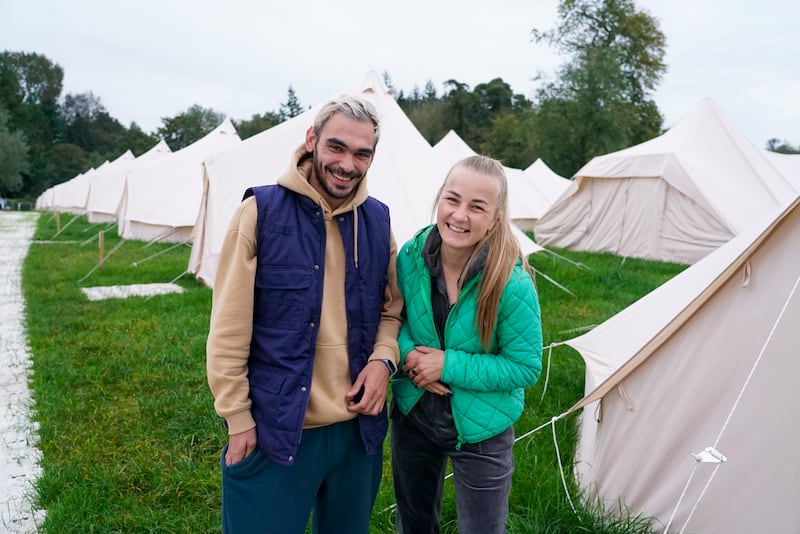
[313, 157, 361, 200]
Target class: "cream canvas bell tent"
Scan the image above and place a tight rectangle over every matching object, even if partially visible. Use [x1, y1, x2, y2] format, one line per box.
[39, 172, 83, 212]
[190, 71, 542, 287]
[533, 98, 797, 264]
[35, 186, 54, 210]
[86, 139, 172, 224]
[557, 193, 800, 533]
[50, 149, 140, 214]
[117, 119, 240, 243]
[48, 160, 109, 213]
[523, 158, 571, 209]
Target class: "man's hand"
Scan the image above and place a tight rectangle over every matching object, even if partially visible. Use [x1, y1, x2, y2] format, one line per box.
[346, 360, 391, 415]
[225, 428, 257, 466]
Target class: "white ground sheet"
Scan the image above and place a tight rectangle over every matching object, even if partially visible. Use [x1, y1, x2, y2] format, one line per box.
[0, 211, 44, 533]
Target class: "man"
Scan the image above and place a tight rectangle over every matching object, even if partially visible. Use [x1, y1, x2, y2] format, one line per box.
[206, 95, 402, 533]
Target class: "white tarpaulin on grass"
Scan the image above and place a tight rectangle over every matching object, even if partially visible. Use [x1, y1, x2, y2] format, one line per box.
[81, 283, 184, 301]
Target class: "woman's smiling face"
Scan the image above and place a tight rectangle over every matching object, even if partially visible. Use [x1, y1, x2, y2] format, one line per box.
[435, 166, 499, 253]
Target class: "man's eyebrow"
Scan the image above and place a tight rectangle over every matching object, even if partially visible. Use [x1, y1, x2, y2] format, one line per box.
[327, 136, 374, 156]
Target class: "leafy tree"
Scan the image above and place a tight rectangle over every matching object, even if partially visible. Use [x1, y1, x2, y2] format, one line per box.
[119, 122, 158, 156]
[0, 106, 30, 195]
[235, 111, 282, 140]
[396, 80, 447, 145]
[47, 143, 89, 186]
[441, 79, 481, 145]
[0, 51, 65, 197]
[473, 78, 515, 117]
[382, 71, 396, 94]
[156, 104, 225, 151]
[0, 51, 63, 107]
[480, 108, 539, 169]
[423, 80, 438, 101]
[60, 91, 127, 157]
[279, 86, 304, 120]
[766, 138, 800, 154]
[439, 78, 535, 155]
[406, 99, 447, 145]
[531, 0, 666, 176]
[0, 57, 25, 127]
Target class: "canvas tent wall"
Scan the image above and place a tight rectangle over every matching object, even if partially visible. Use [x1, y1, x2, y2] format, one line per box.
[39, 174, 80, 212]
[558, 194, 800, 533]
[35, 186, 54, 210]
[523, 158, 571, 208]
[86, 139, 172, 224]
[117, 119, 240, 243]
[48, 150, 141, 214]
[533, 98, 797, 264]
[190, 71, 542, 287]
[431, 130, 568, 230]
[764, 150, 800, 192]
[48, 163, 106, 213]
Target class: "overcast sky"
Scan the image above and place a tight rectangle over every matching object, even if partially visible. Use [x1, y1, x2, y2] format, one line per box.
[2, 0, 798, 148]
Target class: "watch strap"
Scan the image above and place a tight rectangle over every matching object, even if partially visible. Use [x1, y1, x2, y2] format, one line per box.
[379, 358, 396, 376]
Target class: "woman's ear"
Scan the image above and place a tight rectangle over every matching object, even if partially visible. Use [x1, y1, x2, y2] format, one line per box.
[488, 214, 500, 234]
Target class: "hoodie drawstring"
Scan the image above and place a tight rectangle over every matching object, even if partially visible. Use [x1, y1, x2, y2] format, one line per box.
[315, 194, 359, 269]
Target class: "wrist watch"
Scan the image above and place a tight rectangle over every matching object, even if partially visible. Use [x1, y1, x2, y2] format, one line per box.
[377, 358, 397, 376]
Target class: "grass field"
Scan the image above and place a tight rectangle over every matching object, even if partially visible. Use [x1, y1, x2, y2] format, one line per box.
[22, 212, 687, 533]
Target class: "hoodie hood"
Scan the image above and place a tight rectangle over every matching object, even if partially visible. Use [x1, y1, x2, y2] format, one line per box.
[277, 144, 371, 267]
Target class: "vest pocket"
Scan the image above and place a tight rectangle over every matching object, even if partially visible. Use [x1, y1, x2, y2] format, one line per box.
[254, 266, 312, 329]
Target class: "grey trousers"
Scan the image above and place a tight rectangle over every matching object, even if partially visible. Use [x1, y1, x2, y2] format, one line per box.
[391, 410, 514, 534]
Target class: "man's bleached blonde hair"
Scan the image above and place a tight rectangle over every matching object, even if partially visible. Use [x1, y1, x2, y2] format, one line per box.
[313, 95, 380, 146]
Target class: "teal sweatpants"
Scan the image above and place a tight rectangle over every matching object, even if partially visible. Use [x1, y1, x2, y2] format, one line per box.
[220, 418, 383, 534]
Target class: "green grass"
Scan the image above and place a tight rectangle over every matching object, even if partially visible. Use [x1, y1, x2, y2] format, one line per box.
[22, 213, 687, 533]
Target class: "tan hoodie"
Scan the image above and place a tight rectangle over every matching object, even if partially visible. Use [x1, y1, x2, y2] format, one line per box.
[206, 145, 403, 435]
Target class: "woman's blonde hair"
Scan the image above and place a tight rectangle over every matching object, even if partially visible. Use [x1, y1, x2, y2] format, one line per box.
[434, 155, 533, 349]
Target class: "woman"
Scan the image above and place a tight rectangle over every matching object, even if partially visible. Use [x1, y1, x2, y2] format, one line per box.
[391, 155, 543, 533]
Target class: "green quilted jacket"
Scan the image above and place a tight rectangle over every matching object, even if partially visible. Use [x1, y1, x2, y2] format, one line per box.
[392, 225, 543, 447]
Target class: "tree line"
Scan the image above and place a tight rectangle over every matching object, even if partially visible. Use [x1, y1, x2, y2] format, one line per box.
[1, 0, 796, 202]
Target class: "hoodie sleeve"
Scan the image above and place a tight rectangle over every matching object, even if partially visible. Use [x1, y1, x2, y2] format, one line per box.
[206, 196, 258, 435]
[368, 231, 403, 367]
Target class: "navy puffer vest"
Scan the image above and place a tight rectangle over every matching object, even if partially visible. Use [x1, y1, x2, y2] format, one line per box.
[244, 185, 391, 465]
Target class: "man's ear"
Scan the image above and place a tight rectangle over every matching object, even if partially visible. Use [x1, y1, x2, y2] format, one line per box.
[304, 126, 316, 152]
